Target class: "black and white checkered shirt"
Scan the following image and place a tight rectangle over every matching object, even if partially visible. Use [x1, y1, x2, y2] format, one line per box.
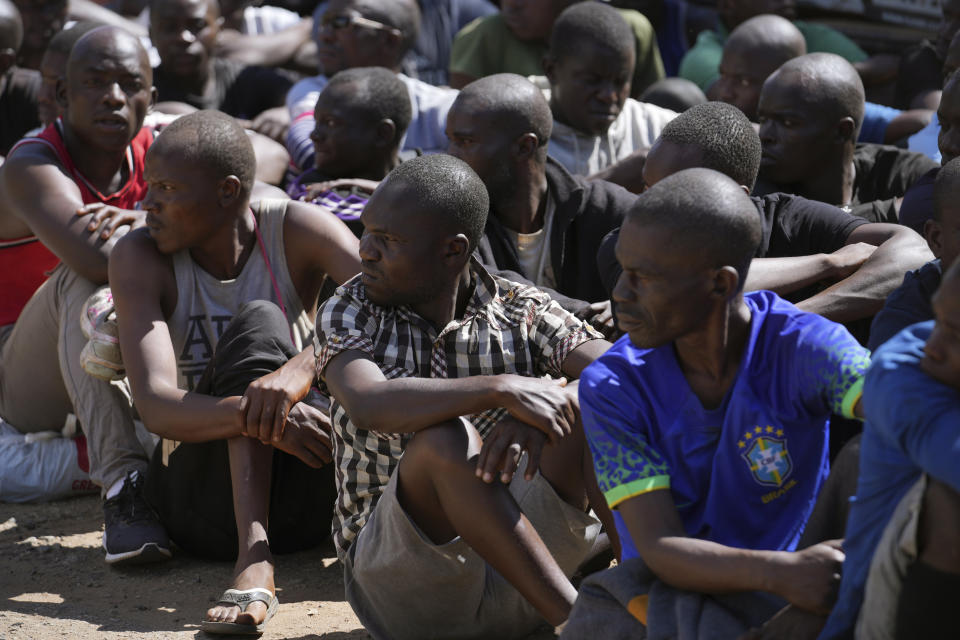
[314, 258, 603, 558]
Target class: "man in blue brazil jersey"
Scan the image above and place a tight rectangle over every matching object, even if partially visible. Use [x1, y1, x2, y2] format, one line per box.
[562, 168, 870, 639]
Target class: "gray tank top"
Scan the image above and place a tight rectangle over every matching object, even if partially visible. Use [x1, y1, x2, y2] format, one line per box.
[168, 199, 313, 391]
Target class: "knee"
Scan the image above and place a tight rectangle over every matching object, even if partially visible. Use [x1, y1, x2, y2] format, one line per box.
[236, 300, 287, 334]
[403, 419, 478, 469]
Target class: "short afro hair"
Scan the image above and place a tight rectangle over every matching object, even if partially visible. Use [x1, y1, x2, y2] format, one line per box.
[152, 110, 256, 196]
[934, 156, 960, 223]
[549, 1, 635, 64]
[323, 67, 412, 145]
[639, 77, 707, 113]
[627, 167, 762, 292]
[658, 101, 762, 190]
[381, 154, 489, 250]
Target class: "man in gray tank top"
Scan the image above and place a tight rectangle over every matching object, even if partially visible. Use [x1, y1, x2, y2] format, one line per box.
[108, 110, 361, 634]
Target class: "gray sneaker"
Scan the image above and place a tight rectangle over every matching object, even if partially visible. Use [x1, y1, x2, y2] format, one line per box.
[102, 470, 172, 565]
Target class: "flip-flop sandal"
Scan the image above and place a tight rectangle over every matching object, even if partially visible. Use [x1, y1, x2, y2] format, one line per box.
[200, 587, 278, 636]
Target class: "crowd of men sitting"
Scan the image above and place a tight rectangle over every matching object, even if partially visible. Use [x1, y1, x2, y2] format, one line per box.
[0, 0, 956, 638]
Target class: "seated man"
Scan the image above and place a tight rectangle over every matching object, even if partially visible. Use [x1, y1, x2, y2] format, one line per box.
[448, 0, 664, 99]
[543, 2, 675, 189]
[12, 0, 66, 70]
[678, 0, 875, 93]
[148, 0, 295, 126]
[317, 154, 615, 638]
[565, 168, 870, 638]
[0, 26, 164, 564]
[755, 53, 938, 223]
[0, 0, 39, 156]
[286, 66, 411, 237]
[447, 72, 635, 332]
[597, 101, 932, 325]
[286, 0, 455, 171]
[712, 15, 929, 147]
[869, 158, 960, 350]
[893, 0, 960, 109]
[899, 61, 960, 234]
[109, 110, 361, 633]
[821, 260, 960, 639]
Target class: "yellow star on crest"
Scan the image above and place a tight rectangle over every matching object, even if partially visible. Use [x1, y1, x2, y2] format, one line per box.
[766, 426, 775, 433]
[776, 429, 784, 437]
[744, 432, 753, 440]
[754, 426, 762, 434]
[738, 441, 745, 449]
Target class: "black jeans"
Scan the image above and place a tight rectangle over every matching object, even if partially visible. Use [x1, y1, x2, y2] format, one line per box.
[145, 300, 335, 560]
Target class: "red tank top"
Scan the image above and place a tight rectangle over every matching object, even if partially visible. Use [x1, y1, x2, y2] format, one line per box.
[0, 120, 154, 326]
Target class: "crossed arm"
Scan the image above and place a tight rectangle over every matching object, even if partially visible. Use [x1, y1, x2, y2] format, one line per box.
[0, 146, 142, 284]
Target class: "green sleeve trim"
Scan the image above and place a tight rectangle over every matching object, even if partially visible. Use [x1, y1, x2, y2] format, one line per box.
[841, 376, 865, 419]
[605, 475, 670, 508]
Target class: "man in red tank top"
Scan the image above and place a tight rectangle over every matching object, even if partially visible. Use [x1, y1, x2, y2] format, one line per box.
[0, 26, 170, 565]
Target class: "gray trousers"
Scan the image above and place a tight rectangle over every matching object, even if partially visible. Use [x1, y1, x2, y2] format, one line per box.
[0, 264, 147, 493]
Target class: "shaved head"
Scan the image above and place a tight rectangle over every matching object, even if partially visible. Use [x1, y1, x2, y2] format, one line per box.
[766, 52, 865, 140]
[727, 14, 805, 74]
[0, 0, 22, 52]
[628, 167, 762, 290]
[456, 73, 553, 153]
[68, 25, 152, 86]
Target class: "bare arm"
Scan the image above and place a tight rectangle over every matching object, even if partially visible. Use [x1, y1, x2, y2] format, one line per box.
[618, 489, 845, 614]
[214, 19, 313, 68]
[796, 224, 932, 322]
[1, 147, 134, 284]
[110, 230, 244, 441]
[282, 199, 361, 298]
[69, 0, 147, 36]
[323, 350, 578, 441]
[744, 247, 874, 296]
[587, 150, 648, 194]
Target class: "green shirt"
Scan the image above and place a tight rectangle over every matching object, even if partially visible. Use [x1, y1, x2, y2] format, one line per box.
[449, 9, 665, 95]
[678, 21, 868, 91]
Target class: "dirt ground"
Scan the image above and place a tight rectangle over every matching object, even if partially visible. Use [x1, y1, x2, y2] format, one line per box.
[0, 494, 559, 639]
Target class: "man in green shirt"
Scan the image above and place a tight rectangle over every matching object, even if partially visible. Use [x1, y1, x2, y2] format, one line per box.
[449, 0, 664, 98]
[679, 0, 869, 92]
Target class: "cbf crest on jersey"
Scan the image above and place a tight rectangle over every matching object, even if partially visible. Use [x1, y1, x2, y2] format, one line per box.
[738, 426, 793, 487]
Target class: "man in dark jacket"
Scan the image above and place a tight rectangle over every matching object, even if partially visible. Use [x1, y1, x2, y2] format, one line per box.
[446, 73, 636, 334]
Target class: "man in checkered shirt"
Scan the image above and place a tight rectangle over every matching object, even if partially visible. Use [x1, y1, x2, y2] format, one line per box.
[315, 154, 616, 639]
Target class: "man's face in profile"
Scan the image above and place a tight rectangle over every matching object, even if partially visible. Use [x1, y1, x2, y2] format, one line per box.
[315, 0, 394, 76]
[612, 218, 713, 349]
[311, 83, 384, 179]
[445, 98, 516, 203]
[921, 272, 960, 389]
[546, 41, 634, 136]
[712, 45, 770, 121]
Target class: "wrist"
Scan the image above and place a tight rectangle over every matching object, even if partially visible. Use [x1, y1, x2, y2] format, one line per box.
[758, 550, 789, 595]
[490, 374, 515, 409]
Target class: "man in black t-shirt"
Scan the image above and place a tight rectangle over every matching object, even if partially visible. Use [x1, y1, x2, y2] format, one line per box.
[754, 53, 938, 224]
[598, 102, 932, 324]
[149, 0, 294, 124]
[0, 0, 39, 157]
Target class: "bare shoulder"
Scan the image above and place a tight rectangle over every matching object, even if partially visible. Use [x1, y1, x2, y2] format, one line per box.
[111, 228, 173, 288]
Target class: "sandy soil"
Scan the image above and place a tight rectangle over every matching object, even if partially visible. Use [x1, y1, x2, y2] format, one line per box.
[0, 495, 559, 639]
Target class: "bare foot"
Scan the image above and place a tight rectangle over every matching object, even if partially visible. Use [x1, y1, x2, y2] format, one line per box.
[205, 549, 276, 626]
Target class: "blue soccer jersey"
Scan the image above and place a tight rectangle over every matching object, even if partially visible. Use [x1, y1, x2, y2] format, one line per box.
[581, 291, 870, 560]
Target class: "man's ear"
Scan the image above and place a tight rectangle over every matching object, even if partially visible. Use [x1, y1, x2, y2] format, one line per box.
[149, 86, 159, 111]
[712, 265, 740, 299]
[375, 118, 397, 149]
[925, 218, 944, 258]
[55, 76, 68, 110]
[442, 232, 471, 266]
[836, 116, 856, 143]
[0, 48, 15, 76]
[542, 54, 557, 86]
[514, 132, 539, 159]
[217, 175, 243, 207]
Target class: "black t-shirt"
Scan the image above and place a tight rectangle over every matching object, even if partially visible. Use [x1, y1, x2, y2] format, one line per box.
[0, 66, 40, 156]
[894, 40, 942, 110]
[152, 58, 295, 120]
[596, 192, 867, 298]
[868, 259, 941, 351]
[847, 143, 939, 224]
